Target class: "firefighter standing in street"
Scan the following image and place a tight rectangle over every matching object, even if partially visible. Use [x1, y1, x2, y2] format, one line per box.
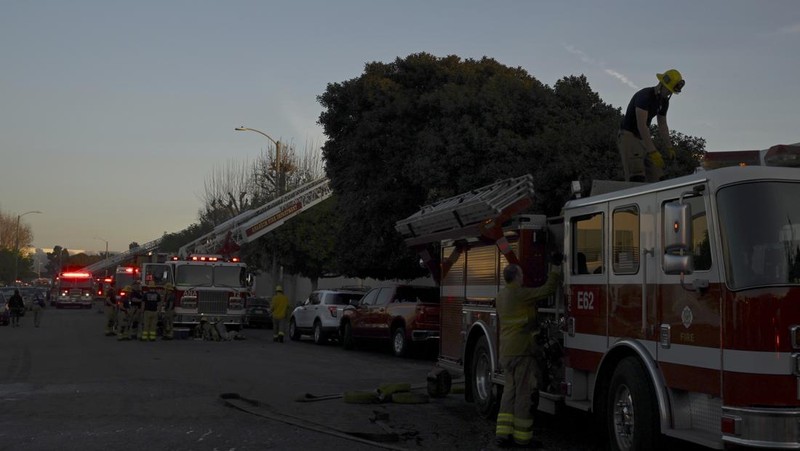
[494, 263, 562, 449]
[270, 285, 289, 343]
[618, 69, 685, 183]
[117, 287, 132, 341]
[141, 287, 161, 342]
[162, 283, 176, 340]
[129, 280, 144, 339]
[32, 292, 46, 328]
[8, 289, 24, 327]
[104, 288, 118, 336]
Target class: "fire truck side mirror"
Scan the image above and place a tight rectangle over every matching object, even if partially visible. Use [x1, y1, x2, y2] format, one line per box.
[663, 201, 694, 275]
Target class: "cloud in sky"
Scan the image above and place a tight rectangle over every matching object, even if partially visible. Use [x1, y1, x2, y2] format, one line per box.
[563, 44, 638, 90]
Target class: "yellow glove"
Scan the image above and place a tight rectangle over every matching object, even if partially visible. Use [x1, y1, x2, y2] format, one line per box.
[648, 151, 665, 169]
[667, 146, 677, 160]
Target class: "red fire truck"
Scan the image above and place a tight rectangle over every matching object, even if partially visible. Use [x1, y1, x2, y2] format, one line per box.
[396, 144, 800, 450]
[141, 254, 252, 332]
[112, 265, 140, 297]
[54, 271, 95, 309]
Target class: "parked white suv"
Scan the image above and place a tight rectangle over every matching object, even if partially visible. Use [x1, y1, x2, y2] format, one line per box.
[289, 288, 367, 344]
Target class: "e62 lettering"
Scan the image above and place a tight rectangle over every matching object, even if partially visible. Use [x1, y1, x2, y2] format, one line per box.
[577, 290, 595, 310]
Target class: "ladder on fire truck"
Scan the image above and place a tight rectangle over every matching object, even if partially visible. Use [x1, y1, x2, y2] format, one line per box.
[395, 174, 535, 282]
[82, 237, 163, 275]
[178, 176, 332, 257]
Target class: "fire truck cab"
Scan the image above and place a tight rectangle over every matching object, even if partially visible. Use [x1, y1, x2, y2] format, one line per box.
[141, 254, 252, 332]
[397, 146, 800, 450]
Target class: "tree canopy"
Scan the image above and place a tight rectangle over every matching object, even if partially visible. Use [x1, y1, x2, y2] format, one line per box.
[319, 52, 704, 280]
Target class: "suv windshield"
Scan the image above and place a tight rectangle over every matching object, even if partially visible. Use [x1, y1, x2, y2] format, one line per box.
[718, 181, 800, 289]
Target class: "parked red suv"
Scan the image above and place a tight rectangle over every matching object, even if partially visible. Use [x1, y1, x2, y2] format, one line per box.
[339, 284, 440, 356]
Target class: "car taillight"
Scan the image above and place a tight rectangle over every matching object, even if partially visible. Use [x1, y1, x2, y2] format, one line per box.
[328, 306, 338, 318]
[180, 296, 197, 309]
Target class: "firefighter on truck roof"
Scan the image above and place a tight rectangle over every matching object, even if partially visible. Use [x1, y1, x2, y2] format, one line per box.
[494, 263, 562, 449]
[618, 68, 685, 183]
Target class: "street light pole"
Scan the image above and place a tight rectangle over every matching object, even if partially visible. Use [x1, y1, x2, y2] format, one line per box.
[14, 210, 42, 284]
[94, 236, 109, 275]
[235, 126, 283, 195]
[235, 126, 285, 290]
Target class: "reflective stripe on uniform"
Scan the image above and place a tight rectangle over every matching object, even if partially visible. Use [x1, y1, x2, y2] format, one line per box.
[496, 412, 514, 436]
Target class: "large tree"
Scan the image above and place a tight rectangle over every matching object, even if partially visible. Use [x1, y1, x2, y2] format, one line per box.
[319, 53, 704, 280]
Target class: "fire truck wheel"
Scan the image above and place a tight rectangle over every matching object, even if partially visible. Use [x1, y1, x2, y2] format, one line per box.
[607, 357, 660, 451]
[391, 326, 408, 357]
[471, 335, 502, 419]
[341, 322, 355, 350]
[289, 318, 300, 341]
[313, 320, 326, 345]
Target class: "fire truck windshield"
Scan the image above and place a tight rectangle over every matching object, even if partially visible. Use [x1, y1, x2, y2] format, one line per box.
[718, 181, 800, 289]
[175, 264, 246, 288]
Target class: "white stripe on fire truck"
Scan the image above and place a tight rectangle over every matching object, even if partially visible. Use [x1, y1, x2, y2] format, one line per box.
[567, 334, 793, 376]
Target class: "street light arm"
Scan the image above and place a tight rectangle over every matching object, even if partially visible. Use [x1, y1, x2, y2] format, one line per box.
[235, 126, 278, 147]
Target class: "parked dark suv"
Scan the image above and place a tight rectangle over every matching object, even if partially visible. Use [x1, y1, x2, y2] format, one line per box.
[339, 285, 440, 356]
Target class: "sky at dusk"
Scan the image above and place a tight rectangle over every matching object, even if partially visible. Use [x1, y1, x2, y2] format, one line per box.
[2, 0, 798, 254]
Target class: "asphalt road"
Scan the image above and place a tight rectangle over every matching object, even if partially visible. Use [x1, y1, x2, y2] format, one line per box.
[0, 306, 699, 451]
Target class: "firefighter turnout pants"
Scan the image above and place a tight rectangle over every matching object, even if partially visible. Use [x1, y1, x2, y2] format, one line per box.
[117, 310, 131, 341]
[142, 310, 158, 341]
[162, 309, 175, 339]
[104, 304, 118, 335]
[496, 355, 538, 446]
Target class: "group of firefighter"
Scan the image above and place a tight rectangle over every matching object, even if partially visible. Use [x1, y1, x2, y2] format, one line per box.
[102, 280, 177, 341]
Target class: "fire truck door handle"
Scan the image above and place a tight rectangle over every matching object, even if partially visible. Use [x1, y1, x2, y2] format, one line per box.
[642, 248, 654, 336]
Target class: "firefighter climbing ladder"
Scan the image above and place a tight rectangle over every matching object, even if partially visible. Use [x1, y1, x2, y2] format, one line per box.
[179, 176, 332, 257]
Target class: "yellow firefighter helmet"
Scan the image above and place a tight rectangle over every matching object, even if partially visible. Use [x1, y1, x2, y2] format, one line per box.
[657, 69, 684, 94]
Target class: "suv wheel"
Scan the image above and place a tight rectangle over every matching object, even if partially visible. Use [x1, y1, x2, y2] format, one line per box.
[313, 320, 325, 345]
[289, 318, 300, 341]
[392, 326, 408, 357]
[341, 322, 354, 350]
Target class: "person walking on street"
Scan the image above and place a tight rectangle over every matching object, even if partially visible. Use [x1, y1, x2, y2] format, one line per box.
[8, 289, 24, 327]
[270, 285, 289, 343]
[141, 288, 161, 342]
[129, 281, 144, 340]
[618, 69, 685, 183]
[117, 287, 132, 341]
[32, 292, 46, 327]
[161, 283, 176, 340]
[104, 288, 118, 336]
[494, 264, 562, 449]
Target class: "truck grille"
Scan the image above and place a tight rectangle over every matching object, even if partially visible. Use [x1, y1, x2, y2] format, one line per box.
[198, 290, 228, 314]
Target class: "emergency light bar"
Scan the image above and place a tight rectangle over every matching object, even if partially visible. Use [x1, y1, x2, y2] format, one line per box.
[61, 272, 92, 278]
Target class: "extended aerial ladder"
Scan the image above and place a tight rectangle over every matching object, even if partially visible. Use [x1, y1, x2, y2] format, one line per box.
[178, 176, 332, 257]
[82, 237, 163, 275]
